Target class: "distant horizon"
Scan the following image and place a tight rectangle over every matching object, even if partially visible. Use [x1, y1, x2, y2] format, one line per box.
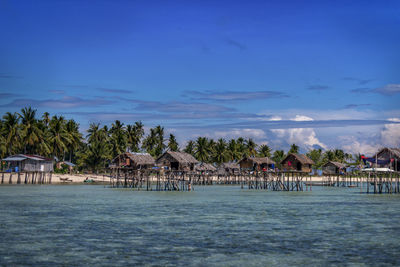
[1, 0, 399, 154]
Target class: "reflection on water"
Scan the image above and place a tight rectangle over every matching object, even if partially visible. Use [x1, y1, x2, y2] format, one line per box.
[0, 185, 400, 266]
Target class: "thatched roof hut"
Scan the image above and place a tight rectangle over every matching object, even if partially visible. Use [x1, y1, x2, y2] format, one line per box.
[280, 153, 314, 172]
[238, 156, 275, 171]
[322, 161, 346, 175]
[111, 152, 155, 170]
[156, 151, 198, 171]
[195, 162, 217, 172]
[372, 148, 400, 171]
[218, 162, 240, 175]
[2, 154, 53, 172]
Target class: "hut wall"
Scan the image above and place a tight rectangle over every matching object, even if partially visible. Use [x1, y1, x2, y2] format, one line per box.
[303, 164, 312, 173]
[282, 155, 312, 172]
[323, 164, 338, 174]
[23, 159, 53, 172]
[239, 159, 254, 170]
[281, 154, 299, 171]
[157, 153, 195, 171]
[157, 153, 180, 170]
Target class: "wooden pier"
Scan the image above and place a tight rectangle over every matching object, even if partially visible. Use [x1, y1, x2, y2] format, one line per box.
[319, 172, 400, 194]
[0, 171, 53, 185]
[241, 171, 312, 191]
[109, 168, 193, 191]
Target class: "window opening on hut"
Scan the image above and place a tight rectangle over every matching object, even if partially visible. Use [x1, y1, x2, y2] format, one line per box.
[296, 162, 301, 171]
[171, 162, 179, 170]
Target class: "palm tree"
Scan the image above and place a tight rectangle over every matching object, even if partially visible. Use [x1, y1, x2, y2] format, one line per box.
[236, 137, 246, 158]
[81, 127, 111, 173]
[184, 140, 195, 155]
[333, 149, 345, 163]
[288, 143, 299, 154]
[245, 138, 257, 157]
[167, 134, 179, 151]
[87, 123, 102, 144]
[34, 120, 51, 157]
[227, 139, 241, 161]
[18, 107, 41, 154]
[110, 120, 127, 158]
[142, 127, 158, 157]
[42, 112, 50, 126]
[154, 125, 166, 157]
[194, 137, 210, 162]
[306, 149, 323, 169]
[2, 112, 20, 155]
[258, 144, 271, 157]
[213, 138, 228, 164]
[0, 134, 6, 158]
[272, 150, 285, 168]
[127, 121, 144, 152]
[65, 119, 82, 162]
[323, 150, 335, 163]
[48, 115, 70, 159]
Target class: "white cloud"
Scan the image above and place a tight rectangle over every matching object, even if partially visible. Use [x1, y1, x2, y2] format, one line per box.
[268, 116, 282, 121]
[290, 115, 314, 121]
[339, 134, 380, 155]
[270, 114, 327, 150]
[271, 127, 327, 150]
[380, 118, 400, 147]
[341, 139, 380, 155]
[214, 128, 267, 139]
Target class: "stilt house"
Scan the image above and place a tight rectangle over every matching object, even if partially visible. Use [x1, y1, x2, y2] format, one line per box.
[238, 156, 275, 171]
[2, 154, 53, 172]
[280, 153, 314, 173]
[195, 162, 217, 173]
[156, 151, 198, 171]
[322, 161, 346, 175]
[372, 148, 400, 171]
[217, 162, 240, 175]
[110, 152, 155, 170]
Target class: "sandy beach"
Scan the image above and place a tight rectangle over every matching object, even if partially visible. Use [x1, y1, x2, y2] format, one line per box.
[0, 173, 109, 184]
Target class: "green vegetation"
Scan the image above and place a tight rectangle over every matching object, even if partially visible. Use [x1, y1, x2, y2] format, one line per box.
[0, 107, 358, 173]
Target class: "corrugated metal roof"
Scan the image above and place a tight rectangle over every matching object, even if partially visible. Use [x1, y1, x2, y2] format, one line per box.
[2, 154, 53, 162]
[62, 161, 76, 167]
[2, 156, 27, 161]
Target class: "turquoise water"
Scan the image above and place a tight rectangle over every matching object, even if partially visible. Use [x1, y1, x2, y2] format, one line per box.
[1, 185, 400, 266]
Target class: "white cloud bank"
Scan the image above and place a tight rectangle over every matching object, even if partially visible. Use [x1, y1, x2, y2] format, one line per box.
[270, 115, 327, 150]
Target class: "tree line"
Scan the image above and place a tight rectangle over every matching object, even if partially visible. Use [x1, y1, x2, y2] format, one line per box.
[0, 107, 360, 172]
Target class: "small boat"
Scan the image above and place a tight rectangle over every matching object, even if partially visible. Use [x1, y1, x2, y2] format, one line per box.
[84, 179, 95, 183]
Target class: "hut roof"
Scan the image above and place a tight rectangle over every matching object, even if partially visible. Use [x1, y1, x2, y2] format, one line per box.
[239, 156, 275, 165]
[281, 153, 314, 165]
[60, 161, 76, 167]
[158, 151, 198, 164]
[221, 162, 240, 169]
[373, 147, 400, 158]
[125, 152, 155, 165]
[195, 162, 217, 171]
[2, 154, 53, 162]
[323, 161, 346, 168]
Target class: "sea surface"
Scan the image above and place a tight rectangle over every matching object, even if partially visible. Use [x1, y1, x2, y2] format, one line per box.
[0, 184, 400, 266]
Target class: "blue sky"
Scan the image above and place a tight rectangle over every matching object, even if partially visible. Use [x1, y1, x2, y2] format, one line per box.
[1, 0, 399, 154]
